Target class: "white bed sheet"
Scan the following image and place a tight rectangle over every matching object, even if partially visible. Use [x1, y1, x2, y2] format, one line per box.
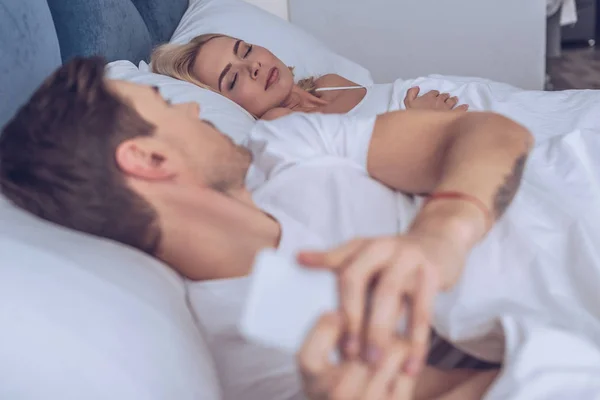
[241, 75, 600, 398]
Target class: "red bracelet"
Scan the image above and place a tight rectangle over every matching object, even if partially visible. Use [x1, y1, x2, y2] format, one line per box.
[423, 191, 494, 232]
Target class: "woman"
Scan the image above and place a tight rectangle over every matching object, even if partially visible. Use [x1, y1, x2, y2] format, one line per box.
[151, 34, 468, 120]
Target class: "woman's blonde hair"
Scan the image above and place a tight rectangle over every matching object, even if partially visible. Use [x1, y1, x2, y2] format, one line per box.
[151, 33, 317, 94]
[151, 33, 223, 91]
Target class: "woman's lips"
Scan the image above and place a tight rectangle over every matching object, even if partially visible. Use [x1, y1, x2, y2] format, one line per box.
[265, 67, 279, 90]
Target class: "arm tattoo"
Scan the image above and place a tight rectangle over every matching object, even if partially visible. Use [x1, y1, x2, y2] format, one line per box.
[493, 154, 527, 218]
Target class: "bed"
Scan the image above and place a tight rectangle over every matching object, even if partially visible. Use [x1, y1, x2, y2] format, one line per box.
[0, 1, 516, 399]
[0, 3, 222, 399]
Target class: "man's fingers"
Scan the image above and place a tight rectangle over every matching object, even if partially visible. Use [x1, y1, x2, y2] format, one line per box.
[390, 373, 418, 399]
[298, 239, 366, 270]
[363, 341, 410, 400]
[298, 312, 344, 380]
[329, 362, 371, 400]
[403, 266, 436, 376]
[337, 243, 395, 358]
[364, 249, 423, 359]
[364, 261, 410, 363]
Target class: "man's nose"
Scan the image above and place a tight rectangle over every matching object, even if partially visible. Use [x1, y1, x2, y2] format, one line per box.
[176, 101, 200, 117]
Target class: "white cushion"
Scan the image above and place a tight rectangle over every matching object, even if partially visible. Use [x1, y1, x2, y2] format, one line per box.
[107, 60, 255, 144]
[106, 0, 374, 145]
[172, 0, 374, 86]
[0, 196, 221, 400]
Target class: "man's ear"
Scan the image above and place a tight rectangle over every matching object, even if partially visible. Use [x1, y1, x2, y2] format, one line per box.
[115, 138, 179, 181]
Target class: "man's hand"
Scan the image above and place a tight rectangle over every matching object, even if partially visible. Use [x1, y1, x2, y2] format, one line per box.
[298, 233, 456, 375]
[404, 87, 468, 112]
[298, 275, 432, 400]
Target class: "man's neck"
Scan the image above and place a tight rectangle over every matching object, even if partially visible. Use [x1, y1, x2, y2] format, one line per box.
[155, 188, 280, 281]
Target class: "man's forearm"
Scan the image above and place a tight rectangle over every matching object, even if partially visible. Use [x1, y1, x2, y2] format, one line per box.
[408, 113, 533, 287]
[366, 110, 532, 286]
[432, 112, 532, 220]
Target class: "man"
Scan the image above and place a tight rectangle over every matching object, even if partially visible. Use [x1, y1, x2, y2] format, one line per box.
[3, 56, 573, 400]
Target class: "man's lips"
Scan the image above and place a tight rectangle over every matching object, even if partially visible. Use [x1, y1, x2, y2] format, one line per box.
[265, 67, 279, 90]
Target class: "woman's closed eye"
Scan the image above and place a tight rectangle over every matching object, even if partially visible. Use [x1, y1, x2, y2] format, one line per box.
[229, 73, 238, 91]
[229, 44, 252, 90]
[243, 44, 253, 58]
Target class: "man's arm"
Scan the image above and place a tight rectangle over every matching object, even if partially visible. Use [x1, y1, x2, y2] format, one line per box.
[298, 111, 532, 362]
[367, 110, 533, 251]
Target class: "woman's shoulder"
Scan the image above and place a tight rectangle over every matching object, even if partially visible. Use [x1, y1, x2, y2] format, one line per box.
[261, 107, 293, 121]
[314, 74, 359, 89]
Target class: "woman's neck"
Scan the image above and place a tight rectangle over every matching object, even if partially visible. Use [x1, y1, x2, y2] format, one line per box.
[280, 85, 328, 112]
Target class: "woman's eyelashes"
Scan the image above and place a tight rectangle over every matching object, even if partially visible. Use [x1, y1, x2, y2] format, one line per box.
[229, 73, 238, 91]
[244, 45, 253, 58]
[229, 45, 254, 90]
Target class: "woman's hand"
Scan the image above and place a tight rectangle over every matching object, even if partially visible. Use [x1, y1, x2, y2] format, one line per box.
[298, 276, 432, 400]
[404, 87, 468, 112]
[298, 233, 463, 375]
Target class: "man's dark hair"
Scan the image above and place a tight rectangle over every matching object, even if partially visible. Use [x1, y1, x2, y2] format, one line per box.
[0, 57, 161, 254]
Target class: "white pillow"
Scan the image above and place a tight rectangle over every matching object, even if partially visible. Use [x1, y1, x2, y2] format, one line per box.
[0, 195, 221, 400]
[171, 0, 374, 86]
[107, 60, 255, 144]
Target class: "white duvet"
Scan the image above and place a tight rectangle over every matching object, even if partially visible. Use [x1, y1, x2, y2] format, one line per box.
[393, 76, 600, 398]
[243, 76, 600, 398]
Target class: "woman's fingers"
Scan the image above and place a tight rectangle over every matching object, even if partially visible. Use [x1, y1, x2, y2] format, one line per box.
[446, 96, 459, 108]
[404, 86, 421, 106]
[454, 104, 469, 112]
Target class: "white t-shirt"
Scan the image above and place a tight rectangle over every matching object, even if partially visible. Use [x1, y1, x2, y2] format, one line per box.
[187, 112, 421, 400]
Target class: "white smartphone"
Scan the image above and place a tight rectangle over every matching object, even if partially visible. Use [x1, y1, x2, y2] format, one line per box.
[239, 249, 338, 353]
[239, 249, 409, 354]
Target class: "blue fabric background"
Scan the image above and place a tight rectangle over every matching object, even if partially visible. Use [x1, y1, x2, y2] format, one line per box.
[0, 0, 62, 128]
[0, 0, 188, 128]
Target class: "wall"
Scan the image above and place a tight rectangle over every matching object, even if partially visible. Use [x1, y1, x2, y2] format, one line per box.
[243, 0, 289, 20]
[289, 0, 547, 89]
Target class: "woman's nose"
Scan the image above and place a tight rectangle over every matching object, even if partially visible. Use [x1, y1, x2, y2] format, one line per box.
[249, 61, 261, 80]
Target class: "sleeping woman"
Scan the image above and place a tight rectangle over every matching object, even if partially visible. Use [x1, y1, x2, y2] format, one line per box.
[152, 34, 600, 146]
[150, 34, 469, 120]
